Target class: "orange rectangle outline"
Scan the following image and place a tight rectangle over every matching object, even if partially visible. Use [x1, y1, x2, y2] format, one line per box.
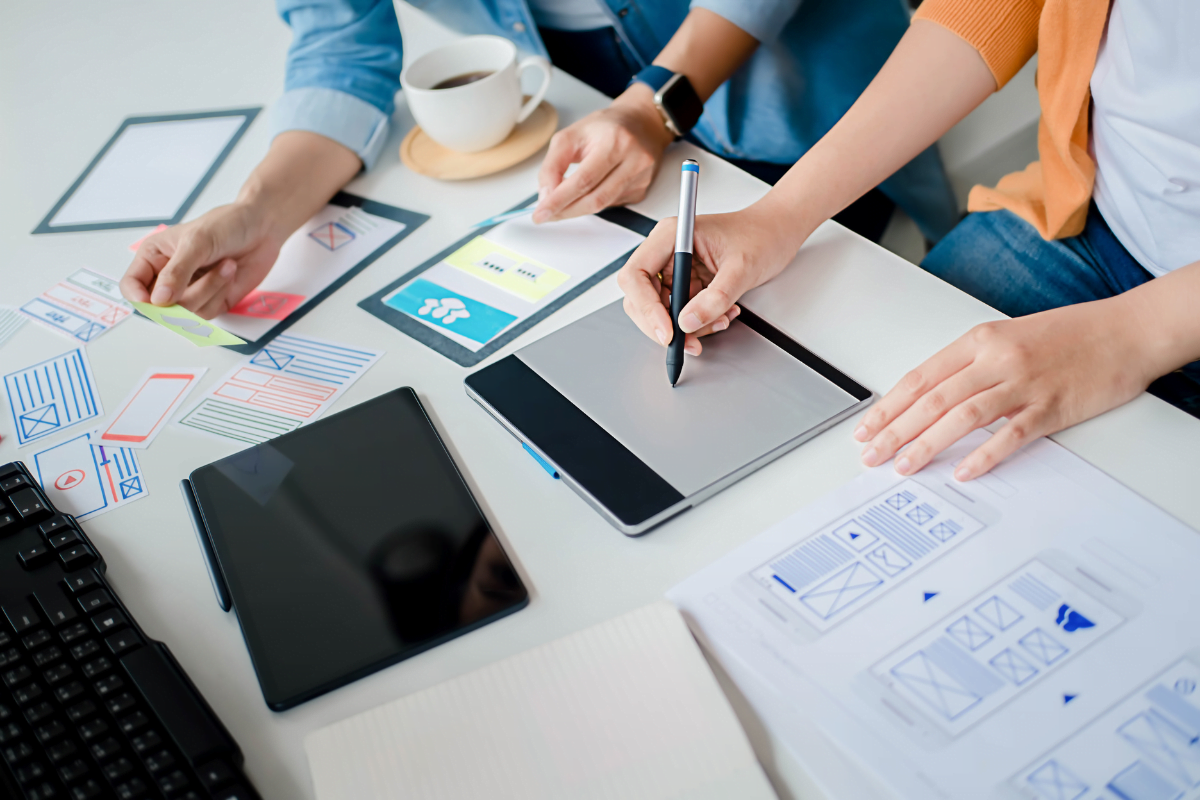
[98, 373, 197, 443]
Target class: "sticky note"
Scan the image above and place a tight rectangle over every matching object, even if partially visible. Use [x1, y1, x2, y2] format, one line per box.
[445, 237, 568, 303]
[132, 302, 245, 347]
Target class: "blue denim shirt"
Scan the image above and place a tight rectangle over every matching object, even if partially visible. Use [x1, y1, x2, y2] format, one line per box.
[273, 0, 958, 240]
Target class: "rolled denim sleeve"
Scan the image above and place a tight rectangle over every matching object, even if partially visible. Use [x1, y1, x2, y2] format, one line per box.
[690, 0, 804, 42]
[272, 0, 403, 169]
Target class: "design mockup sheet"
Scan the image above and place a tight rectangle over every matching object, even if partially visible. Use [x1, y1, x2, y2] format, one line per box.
[668, 431, 1200, 800]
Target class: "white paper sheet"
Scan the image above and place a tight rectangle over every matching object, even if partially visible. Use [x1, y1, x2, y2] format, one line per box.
[668, 432, 1200, 800]
[3, 347, 103, 447]
[304, 602, 777, 800]
[0, 307, 26, 349]
[89, 367, 205, 449]
[212, 203, 407, 341]
[175, 333, 381, 445]
[19, 268, 132, 343]
[50, 116, 247, 227]
[30, 432, 147, 520]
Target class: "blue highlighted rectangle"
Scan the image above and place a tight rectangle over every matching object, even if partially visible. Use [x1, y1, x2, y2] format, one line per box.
[385, 278, 517, 345]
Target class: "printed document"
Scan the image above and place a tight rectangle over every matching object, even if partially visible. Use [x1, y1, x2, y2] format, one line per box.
[669, 431, 1200, 800]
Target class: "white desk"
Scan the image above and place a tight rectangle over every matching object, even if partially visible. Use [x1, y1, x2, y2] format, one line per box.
[4, 3, 1199, 799]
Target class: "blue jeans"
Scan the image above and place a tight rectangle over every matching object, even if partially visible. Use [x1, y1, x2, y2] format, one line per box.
[921, 205, 1200, 417]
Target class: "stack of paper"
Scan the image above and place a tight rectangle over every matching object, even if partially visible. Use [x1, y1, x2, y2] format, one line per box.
[305, 602, 777, 800]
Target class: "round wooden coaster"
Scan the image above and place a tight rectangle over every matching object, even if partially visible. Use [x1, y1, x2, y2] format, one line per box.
[400, 101, 558, 181]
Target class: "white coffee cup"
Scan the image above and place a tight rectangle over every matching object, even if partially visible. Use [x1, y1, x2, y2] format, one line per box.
[401, 36, 552, 153]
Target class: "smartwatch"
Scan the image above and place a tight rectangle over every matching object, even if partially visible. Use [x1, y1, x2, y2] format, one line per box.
[629, 65, 703, 139]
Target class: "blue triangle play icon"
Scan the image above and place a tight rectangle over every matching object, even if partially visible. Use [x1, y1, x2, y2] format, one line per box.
[923, 592, 938, 602]
[1063, 694, 1077, 704]
[849, 532, 860, 539]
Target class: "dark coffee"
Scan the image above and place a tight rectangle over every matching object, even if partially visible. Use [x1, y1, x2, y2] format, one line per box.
[432, 71, 494, 90]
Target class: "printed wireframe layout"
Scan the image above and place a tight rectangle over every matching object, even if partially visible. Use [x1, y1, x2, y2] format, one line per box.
[1011, 657, 1200, 800]
[871, 559, 1125, 737]
[748, 479, 985, 633]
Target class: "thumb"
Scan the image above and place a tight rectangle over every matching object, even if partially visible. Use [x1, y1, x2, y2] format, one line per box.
[150, 228, 217, 306]
[677, 264, 752, 334]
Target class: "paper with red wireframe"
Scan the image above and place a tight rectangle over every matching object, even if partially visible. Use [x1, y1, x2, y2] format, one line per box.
[88, 367, 206, 449]
[30, 432, 148, 520]
[175, 333, 382, 445]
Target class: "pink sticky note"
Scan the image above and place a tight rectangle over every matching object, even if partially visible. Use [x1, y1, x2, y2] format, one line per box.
[228, 291, 307, 320]
[128, 224, 169, 253]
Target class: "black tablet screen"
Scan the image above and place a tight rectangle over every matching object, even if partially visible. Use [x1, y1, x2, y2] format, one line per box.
[189, 388, 527, 710]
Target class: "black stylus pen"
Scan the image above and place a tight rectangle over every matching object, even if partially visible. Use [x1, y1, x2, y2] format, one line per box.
[668, 159, 699, 386]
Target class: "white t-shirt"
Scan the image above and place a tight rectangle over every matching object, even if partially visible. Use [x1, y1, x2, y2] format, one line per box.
[1090, 0, 1200, 277]
[526, 0, 611, 31]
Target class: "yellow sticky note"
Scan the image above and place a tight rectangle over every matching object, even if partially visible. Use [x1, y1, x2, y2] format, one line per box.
[132, 302, 245, 347]
[445, 237, 568, 302]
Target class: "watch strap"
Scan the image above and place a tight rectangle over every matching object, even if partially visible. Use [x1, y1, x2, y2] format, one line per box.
[629, 65, 674, 92]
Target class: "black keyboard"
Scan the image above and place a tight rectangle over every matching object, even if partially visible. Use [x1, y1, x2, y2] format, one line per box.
[0, 462, 259, 800]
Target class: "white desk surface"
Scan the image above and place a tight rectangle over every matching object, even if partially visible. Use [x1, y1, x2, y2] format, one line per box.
[4, 3, 1199, 799]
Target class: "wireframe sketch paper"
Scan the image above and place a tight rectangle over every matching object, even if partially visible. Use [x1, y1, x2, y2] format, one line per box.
[131, 302, 245, 347]
[89, 367, 206, 449]
[0, 307, 26, 349]
[176, 334, 382, 445]
[304, 602, 777, 800]
[668, 431, 1200, 800]
[34, 109, 258, 233]
[31, 432, 147, 520]
[19, 268, 132, 343]
[4, 348, 103, 447]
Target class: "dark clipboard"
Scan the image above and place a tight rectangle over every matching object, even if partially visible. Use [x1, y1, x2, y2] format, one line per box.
[33, 108, 261, 235]
[220, 192, 429, 355]
[357, 196, 656, 367]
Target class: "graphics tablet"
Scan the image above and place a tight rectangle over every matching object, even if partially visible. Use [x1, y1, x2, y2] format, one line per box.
[465, 300, 874, 535]
[182, 388, 528, 710]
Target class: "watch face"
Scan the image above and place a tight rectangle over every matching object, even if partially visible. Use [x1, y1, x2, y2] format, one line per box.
[658, 75, 704, 137]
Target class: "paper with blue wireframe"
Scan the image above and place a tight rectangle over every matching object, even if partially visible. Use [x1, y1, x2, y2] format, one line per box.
[3, 348, 103, 447]
[30, 432, 148, 520]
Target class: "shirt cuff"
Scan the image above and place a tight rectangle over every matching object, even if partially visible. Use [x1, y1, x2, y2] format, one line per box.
[690, 0, 802, 42]
[270, 86, 391, 170]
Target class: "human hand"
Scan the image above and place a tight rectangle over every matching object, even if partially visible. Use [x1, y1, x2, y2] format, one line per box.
[532, 84, 674, 223]
[617, 203, 806, 354]
[854, 298, 1158, 480]
[120, 202, 286, 319]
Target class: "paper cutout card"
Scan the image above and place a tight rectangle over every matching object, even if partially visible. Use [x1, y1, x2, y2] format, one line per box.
[132, 302, 245, 347]
[31, 433, 147, 520]
[3, 348, 103, 447]
[90, 367, 206, 449]
[20, 268, 132, 343]
[210, 192, 428, 354]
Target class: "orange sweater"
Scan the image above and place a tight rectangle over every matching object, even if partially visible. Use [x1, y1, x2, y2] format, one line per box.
[914, 0, 1110, 240]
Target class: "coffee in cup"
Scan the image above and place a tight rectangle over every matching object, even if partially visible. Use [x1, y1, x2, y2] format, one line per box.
[401, 36, 552, 153]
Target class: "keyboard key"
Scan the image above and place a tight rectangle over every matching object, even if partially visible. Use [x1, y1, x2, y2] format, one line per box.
[33, 588, 79, 628]
[59, 545, 97, 571]
[18, 543, 54, 569]
[103, 757, 134, 781]
[94, 675, 124, 697]
[0, 721, 23, 742]
[3, 665, 33, 688]
[3, 741, 35, 765]
[63, 573, 99, 595]
[105, 693, 136, 716]
[0, 512, 17, 533]
[69, 640, 99, 661]
[47, 739, 77, 763]
[53, 681, 85, 704]
[91, 609, 128, 635]
[66, 701, 96, 723]
[1, 474, 30, 492]
[11, 488, 49, 520]
[13, 683, 44, 705]
[198, 759, 235, 789]
[0, 647, 19, 667]
[23, 630, 52, 650]
[39, 516, 71, 537]
[81, 657, 111, 679]
[89, 736, 122, 760]
[114, 777, 147, 799]
[15, 759, 47, 784]
[78, 719, 108, 741]
[28, 783, 59, 800]
[131, 730, 161, 754]
[42, 663, 73, 685]
[105, 630, 142, 657]
[33, 646, 63, 667]
[58, 758, 90, 782]
[23, 702, 54, 725]
[0, 702, 10, 720]
[48, 529, 83, 549]
[0, 630, 9, 646]
[34, 720, 66, 743]
[76, 590, 112, 615]
[158, 770, 190, 794]
[70, 778, 105, 799]
[117, 712, 148, 735]
[145, 749, 175, 774]
[0, 463, 22, 480]
[3, 598, 41, 633]
[59, 623, 90, 644]
[214, 785, 254, 800]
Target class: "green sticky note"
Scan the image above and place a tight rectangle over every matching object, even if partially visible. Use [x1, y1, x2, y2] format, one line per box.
[132, 302, 245, 347]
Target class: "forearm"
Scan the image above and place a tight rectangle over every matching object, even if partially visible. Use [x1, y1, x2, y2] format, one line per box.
[1118, 259, 1200, 379]
[237, 131, 361, 240]
[755, 20, 996, 250]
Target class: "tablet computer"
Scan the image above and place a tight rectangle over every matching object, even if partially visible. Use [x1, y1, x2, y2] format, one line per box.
[182, 388, 528, 710]
[465, 300, 874, 535]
